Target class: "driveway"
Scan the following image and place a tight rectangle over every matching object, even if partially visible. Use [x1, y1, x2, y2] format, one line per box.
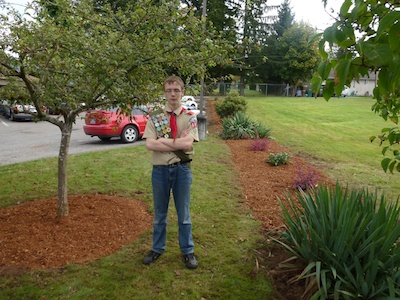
[0, 113, 144, 166]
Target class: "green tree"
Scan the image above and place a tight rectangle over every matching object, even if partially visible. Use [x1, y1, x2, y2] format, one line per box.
[0, 0, 228, 216]
[255, 0, 295, 84]
[235, 0, 277, 95]
[312, 0, 400, 172]
[183, 0, 278, 93]
[272, 0, 294, 38]
[276, 22, 320, 93]
[180, 0, 238, 84]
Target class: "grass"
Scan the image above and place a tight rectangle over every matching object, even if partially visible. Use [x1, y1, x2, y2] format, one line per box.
[246, 96, 399, 201]
[1, 95, 399, 298]
[0, 136, 273, 299]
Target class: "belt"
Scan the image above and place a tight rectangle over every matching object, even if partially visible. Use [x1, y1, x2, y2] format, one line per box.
[154, 160, 192, 167]
[169, 160, 192, 167]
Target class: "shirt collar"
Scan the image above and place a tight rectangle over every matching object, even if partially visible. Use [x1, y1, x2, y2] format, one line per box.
[166, 104, 184, 115]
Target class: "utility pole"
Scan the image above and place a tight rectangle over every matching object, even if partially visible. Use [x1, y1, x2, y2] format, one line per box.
[197, 0, 207, 140]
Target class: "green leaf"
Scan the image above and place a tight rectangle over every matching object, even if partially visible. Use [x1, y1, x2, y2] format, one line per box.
[317, 60, 332, 79]
[377, 11, 400, 39]
[388, 22, 400, 53]
[363, 43, 393, 67]
[334, 59, 351, 95]
[382, 146, 389, 155]
[340, 0, 352, 16]
[389, 160, 396, 173]
[323, 26, 336, 48]
[311, 75, 323, 95]
[323, 80, 335, 100]
[381, 157, 392, 172]
[318, 39, 329, 60]
[377, 68, 390, 93]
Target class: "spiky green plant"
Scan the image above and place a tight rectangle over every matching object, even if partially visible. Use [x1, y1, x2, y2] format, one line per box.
[220, 111, 271, 140]
[275, 183, 400, 299]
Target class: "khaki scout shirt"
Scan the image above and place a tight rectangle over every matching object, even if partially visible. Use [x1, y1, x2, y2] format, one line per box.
[143, 104, 199, 165]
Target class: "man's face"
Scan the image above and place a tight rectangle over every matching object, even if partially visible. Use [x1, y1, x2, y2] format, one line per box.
[164, 81, 184, 108]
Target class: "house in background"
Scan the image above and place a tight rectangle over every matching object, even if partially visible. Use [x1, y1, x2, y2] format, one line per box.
[327, 70, 378, 97]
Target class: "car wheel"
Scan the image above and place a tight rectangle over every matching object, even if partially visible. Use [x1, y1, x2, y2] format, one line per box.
[121, 125, 139, 143]
[98, 137, 112, 141]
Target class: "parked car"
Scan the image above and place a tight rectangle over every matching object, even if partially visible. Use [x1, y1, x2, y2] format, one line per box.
[3, 101, 37, 121]
[181, 95, 196, 104]
[83, 106, 148, 143]
[181, 96, 200, 116]
[341, 85, 351, 97]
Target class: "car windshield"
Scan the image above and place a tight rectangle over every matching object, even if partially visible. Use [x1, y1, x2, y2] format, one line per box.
[108, 105, 148, 115]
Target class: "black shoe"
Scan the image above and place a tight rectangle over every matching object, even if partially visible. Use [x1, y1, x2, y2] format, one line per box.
[143, 250, 162, 265]
[183, 253, 198, 269]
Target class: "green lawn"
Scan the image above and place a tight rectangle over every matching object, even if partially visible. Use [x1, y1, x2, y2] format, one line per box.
[0, 136, 273, 299]
[0, 95, 398, 299]
[246, 96, 399, 201]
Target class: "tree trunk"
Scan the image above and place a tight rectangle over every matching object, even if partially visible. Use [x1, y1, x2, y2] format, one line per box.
[239, 75, 245, 96]
[57, 122, 73, 217]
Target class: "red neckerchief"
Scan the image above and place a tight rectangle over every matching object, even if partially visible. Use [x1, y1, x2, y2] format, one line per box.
[168, 107, 185, 139]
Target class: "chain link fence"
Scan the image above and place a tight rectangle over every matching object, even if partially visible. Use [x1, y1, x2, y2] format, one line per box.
[188, 82, 296, 97]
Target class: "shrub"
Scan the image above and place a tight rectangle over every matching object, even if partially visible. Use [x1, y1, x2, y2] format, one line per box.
[292, 161, 320, 190]
[220, 111, 272, 140]
[276, 183, 400, 299]
[253, 121, 272, 139]
[266, 152, 290, 166]
[215, 90, 247, 119]
[250, 138, 270, 151]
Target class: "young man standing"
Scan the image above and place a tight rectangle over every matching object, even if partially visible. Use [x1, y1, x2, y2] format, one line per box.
[142, 76, 199, 269]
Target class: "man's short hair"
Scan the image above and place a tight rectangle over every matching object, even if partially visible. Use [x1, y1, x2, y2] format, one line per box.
[164, 76, 185, 90]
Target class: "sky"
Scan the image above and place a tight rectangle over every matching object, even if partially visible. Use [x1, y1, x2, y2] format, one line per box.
[5, 0, 343, 30]
[277, 0, 343, 31]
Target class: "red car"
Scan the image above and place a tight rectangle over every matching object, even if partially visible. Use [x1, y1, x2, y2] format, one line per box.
[83, 106, 148, 143]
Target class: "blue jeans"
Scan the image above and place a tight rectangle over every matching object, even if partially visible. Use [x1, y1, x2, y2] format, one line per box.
[151, 164, 194, 255]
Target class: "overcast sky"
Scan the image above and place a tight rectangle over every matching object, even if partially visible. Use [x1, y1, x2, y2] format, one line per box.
[278, 0, 343, 31]
[5, 0, 343, 31]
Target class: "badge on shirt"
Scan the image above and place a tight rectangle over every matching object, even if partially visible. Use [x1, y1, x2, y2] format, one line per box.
[189, 117, 197, 129]
[150, 111, 172, 138]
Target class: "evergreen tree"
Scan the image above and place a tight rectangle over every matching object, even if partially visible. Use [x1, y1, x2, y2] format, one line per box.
[255, 0, 295, 84]
[273, 0, 294, 38]
[232, 0, 277, 94]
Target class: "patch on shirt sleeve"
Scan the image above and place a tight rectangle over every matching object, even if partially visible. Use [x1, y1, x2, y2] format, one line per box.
[189, 117, 198, 128]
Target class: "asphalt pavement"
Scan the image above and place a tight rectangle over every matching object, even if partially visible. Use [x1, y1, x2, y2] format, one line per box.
[0, 113, 144, 166]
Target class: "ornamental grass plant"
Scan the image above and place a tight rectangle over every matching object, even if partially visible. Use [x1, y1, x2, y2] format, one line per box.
[277, 183, 400, 299]
[220, 111, 271, 140]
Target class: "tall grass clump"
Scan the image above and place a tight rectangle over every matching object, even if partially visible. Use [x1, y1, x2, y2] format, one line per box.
[277, 183, 400, 299]
[221, 111, 271, 140]
[215, 90, 247, 119]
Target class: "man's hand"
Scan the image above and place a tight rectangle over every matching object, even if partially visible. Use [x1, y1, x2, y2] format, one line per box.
[180, 128, 190, 138]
